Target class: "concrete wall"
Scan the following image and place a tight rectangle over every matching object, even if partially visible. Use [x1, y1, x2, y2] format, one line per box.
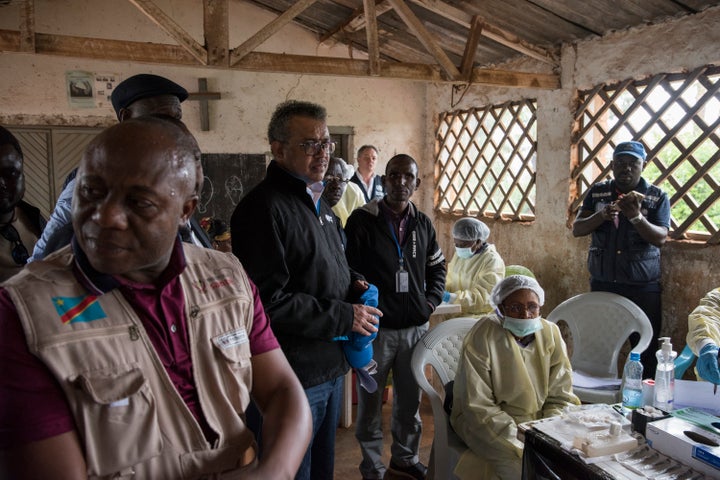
[1, 1, 719, 351]
[426, 6, 720, 350]
[0, 0, 425, 163]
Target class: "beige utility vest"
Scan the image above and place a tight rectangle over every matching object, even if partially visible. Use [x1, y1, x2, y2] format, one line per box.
[5, 245, 258, 479]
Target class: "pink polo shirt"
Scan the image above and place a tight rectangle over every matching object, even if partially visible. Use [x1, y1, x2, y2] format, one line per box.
[0, 240, 279, 448]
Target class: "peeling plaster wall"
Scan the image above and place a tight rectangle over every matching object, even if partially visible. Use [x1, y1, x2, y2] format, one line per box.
[426, 6, 720, 351]
[0, 0, 422, 164]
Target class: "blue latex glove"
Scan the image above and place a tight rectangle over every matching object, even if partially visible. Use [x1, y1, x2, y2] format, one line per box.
[697, 343, 720, 384]
[343, 284, 380, 393]
[442, 291, 457, 304]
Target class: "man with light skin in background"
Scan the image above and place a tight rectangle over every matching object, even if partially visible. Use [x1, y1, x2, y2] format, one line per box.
[351, 145, 385, 203]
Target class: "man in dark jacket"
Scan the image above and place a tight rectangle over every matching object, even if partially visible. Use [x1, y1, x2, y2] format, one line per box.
[231, 100, 381, 480]
[345, 154, 446, 480]
[573, 141, 670, 376]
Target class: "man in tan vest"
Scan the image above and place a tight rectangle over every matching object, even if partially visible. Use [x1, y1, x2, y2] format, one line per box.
[0, 115, 311, 479]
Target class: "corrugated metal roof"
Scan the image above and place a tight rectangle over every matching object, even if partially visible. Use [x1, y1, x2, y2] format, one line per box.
[244, 0, 719, 69]
[1, 0, 717, 85]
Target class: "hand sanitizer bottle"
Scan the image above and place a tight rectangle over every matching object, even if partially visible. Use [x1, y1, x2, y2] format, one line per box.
[653, 337, 677, 411]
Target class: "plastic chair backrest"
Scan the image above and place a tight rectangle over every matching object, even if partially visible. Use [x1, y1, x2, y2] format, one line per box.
[546, 292, 653, 378]
[411, 317, 478, 480]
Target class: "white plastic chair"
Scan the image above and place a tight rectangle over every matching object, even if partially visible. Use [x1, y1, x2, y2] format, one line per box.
[546, 291, 653, 404]
[411, 317, 478, 480]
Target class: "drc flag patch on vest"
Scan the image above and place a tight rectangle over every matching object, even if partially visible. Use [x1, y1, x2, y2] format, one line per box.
[53, 295, 107, 324]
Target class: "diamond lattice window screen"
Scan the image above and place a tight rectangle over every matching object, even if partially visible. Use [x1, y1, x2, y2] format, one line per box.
[435, 99, 537, 220]
[572, 65, 720, 244]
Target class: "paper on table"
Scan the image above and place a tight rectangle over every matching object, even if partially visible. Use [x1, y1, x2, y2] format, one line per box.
[572, 370, 621, 390]
[673, 379, 720, 416]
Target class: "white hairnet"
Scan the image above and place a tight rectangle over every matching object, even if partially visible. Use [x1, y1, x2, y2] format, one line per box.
[490, 275, 545, 309]
[330, 157, 354, 179]
[452, 217, 490, 242]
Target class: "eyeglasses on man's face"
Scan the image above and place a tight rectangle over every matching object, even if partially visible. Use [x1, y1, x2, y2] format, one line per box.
[502, 302, 541, 317]
[297, 140, 336, 156]
[0, 224, 29, 265]
[323, 175, 349, 185]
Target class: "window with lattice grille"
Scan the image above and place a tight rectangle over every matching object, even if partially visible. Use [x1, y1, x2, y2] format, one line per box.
[572, 65, 720, 244]
[435, 100, 537, 220]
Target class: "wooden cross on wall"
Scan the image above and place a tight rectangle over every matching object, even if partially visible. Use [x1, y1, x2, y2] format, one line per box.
[187, 78, 221, 131]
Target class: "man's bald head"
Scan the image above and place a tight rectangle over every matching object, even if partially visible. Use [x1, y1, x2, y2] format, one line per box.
[86, 115, 199, 193]
[73, 116, 201, 282]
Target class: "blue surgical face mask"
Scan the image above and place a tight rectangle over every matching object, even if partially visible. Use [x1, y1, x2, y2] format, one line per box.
[502, 315, 542, 338]
[454, 246, 474, 259]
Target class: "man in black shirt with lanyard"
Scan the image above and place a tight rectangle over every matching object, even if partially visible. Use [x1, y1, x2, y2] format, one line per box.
[345, 153, 446, 480]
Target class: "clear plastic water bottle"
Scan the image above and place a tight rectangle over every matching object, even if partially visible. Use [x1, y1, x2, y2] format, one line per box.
[621, 351, 644, 410]
[653, 337, 677, 411]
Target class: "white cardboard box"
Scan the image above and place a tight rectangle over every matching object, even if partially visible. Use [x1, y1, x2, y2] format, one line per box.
[645, 416, 720, 477]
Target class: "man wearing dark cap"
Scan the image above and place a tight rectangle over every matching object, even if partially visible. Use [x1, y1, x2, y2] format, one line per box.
[573, 140, 670, 376]
[29, 73, 211, 262]
[110, 73, 188, 121]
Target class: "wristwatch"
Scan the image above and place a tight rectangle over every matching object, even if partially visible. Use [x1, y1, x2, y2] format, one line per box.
[629, 213, 644, 224]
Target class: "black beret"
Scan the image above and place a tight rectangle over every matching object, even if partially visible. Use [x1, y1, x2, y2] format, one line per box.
[111, 74, 188, 116]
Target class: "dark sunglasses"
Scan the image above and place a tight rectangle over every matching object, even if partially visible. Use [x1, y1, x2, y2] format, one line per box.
[0, 224, 30, 265]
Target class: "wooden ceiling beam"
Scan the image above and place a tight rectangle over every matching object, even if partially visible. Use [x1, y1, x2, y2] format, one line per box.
[363, 0, 381, 75]
[203, 0, 229, 66]
[387, 0, 461, 80]
[471, 66, 559, 89]
[319, 0, 389, 43]
[0, 28, 559, 88]
[127, 0, 208, 65]
[346, 1, 393, 33]
[235, 51, 444, 81]
[19, 0, 35, 53]
[409, 0, 559, 66]
[460, 16, 483, 80]
[230, 0, 318, 66]
[0, 29, 198, 64]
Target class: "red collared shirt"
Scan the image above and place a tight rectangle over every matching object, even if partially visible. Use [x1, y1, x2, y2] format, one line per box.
[0, 240, 278, 447]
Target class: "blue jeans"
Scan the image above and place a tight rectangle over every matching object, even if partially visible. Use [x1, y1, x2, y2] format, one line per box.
[295, 376, 344, 480]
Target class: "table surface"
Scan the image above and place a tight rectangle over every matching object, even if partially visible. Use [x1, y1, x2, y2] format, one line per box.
[521, 405, 720, 480]
[523, 428, 616, 480]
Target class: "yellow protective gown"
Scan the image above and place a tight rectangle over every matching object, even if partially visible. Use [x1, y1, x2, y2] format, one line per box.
[332, 182, 365, 226]
[445, 244, 505, 316]
[450, 315, 580, 480]
[687, 287, 720, 354]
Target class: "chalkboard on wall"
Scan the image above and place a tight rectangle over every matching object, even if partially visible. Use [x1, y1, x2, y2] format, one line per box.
[196, 153, 267, 226]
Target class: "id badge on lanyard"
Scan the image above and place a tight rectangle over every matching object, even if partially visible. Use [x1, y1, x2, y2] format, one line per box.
[389, 223, 409, 293]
